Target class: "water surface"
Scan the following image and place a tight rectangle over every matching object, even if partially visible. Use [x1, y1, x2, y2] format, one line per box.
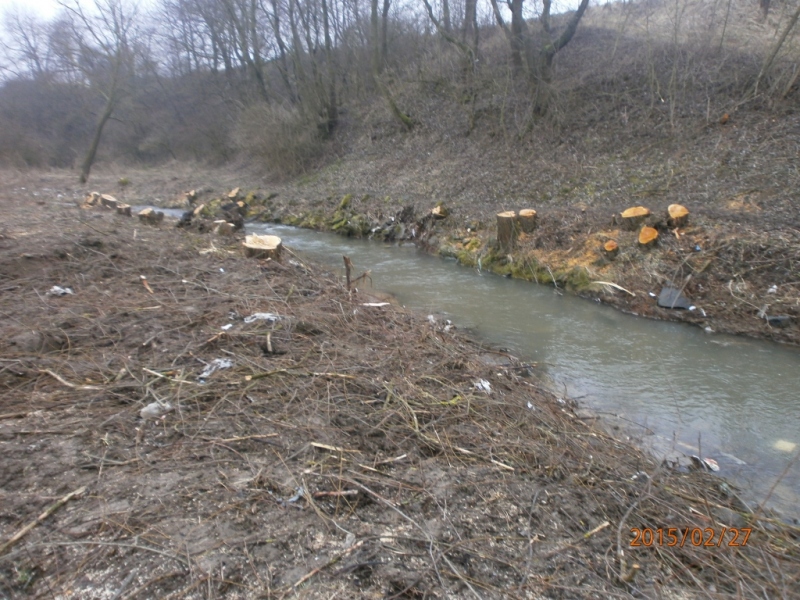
[244, 221, 799, 513]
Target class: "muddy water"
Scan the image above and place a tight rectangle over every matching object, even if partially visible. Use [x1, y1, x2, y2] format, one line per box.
[245, 223, 800, 513]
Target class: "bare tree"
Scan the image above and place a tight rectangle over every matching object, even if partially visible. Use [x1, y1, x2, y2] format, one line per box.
[489, 0, 590, 105]
[56, 0, 141, 182]
[1, 8, 54, 79]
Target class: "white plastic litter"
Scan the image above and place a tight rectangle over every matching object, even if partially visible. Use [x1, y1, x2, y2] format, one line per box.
[199, 358, 234, 380]
[362, 302, 390, 307]
[474, 379, 492, 394]
[768, 285, 778, 294]
[221, 323, 233, 330]
[244, 312, 280, 324]
[140, 401, 173, 420]
[47, 286, 74, 296]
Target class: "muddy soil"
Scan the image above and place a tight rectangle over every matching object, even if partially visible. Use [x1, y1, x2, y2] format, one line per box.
[1, 173, 799, 598]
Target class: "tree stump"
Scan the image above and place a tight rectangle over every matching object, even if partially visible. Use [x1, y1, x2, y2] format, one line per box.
[100, 194, 119, 210]
[138, 208, 164, 225]
[116, 203, 132, 217]
[496, 211, 518, 252]
[214, 220, 235, 236]
[620, 206, 651, 231]
[518, 209, 538, 233]
[667, 204, 689, 228]
[82, 191, 101, 208]
[244, 234, 282, 259]
[638, 226, 658, 248]
[431, 204, 449, 219]
[602, 239, 619, 259]
[228, 187, 241, 200]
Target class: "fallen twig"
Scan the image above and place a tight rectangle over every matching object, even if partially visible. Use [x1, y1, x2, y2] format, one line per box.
[39, 369, 103, 390]
[0, 485, 87, 555]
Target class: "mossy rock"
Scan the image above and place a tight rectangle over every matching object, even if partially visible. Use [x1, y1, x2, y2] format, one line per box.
[282, 214, 303, 226]
[338, 194, 353, 210]
[456, 249, 478, 267]
[299, 211, 325, 229]
[439, 245, 459, 259]
[562, 267, 593, 291]
[464, 238, 481, 251]
[199, 198, 223, 218]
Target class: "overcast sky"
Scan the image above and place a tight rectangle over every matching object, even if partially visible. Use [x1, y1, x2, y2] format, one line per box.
[1, 0, 63, 19]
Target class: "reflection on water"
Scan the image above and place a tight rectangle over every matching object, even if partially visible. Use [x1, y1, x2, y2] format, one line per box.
[249, 223, 800, 513]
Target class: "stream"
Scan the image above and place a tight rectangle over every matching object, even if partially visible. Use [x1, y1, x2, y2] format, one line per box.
[246, 223, 800, 515]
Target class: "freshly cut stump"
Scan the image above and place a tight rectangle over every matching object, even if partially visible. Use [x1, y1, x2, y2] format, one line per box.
[116, 204, 132, 217]
[496, 211, 518, 253]
[100, 194, 119, 210]
[620, 206, 650, 231]
[431, 204, 449, 219]
[667, 204, 689, 228]
[602, 239, 619, 259]
[244, 234, 282, 259]
[518, 209, 538, 233]
[138, 208, 164, 225]
[214, 220, 235, 236]
[638, 226, 658, 248]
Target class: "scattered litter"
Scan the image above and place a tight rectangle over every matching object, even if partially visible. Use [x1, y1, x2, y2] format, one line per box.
[427, 314, 436, 325]
[704, 326, 714, 333]
[657, 287, 692, 309]
[46, 286, 74, 296]
[244, 312, 280, 324]
[631, 471, 650, 481]
[287, 487, 305, 503]
[648, 291, 657, 298]
[688, 305, 697, 311]
[362, 302, 390, 307]
[527, 401, 535, 410]
[691, 455, 720, 472]
[140, 401, 173, 420]
[474, 379, 492, 394]
[767, 315, 792, 328]
[767, 285, 778, 294]
[198, 358, 234, 380]
[694, 245, 702, 252]
[219, 268, 225, 273]
[773, 439, 797, 453]
[221, 323, 233, 331]
[700, 308, 707, 317]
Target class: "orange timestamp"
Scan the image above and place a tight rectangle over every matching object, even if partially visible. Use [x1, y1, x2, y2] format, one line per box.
[630, 527, 751, 548]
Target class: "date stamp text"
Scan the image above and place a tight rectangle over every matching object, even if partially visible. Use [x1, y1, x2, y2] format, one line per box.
[630, 527, 751, 547]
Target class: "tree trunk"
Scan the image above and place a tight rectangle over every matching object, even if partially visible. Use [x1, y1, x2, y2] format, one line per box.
[496, 211, 519, 253]
[79, 97, 115, 184]
[509, 0, 526, 72]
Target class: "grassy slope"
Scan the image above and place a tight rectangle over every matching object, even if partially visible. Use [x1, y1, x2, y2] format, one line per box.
[249, 0, 800, 344]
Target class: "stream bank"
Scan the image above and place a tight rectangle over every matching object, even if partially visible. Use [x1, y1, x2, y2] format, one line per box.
[185, 186, 800, 347]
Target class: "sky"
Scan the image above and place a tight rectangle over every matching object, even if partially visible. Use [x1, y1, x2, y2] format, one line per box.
[1, 0, 64, 20]
[1, 0, 594, 22]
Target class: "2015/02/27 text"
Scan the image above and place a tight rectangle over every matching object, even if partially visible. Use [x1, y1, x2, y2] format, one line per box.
[630, 527, 751, 547]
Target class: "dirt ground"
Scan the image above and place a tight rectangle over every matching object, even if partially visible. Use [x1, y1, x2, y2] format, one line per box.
[1, 172, 799, 598]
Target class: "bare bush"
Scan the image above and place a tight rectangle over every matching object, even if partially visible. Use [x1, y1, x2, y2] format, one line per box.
[235, 103, 326, 177]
